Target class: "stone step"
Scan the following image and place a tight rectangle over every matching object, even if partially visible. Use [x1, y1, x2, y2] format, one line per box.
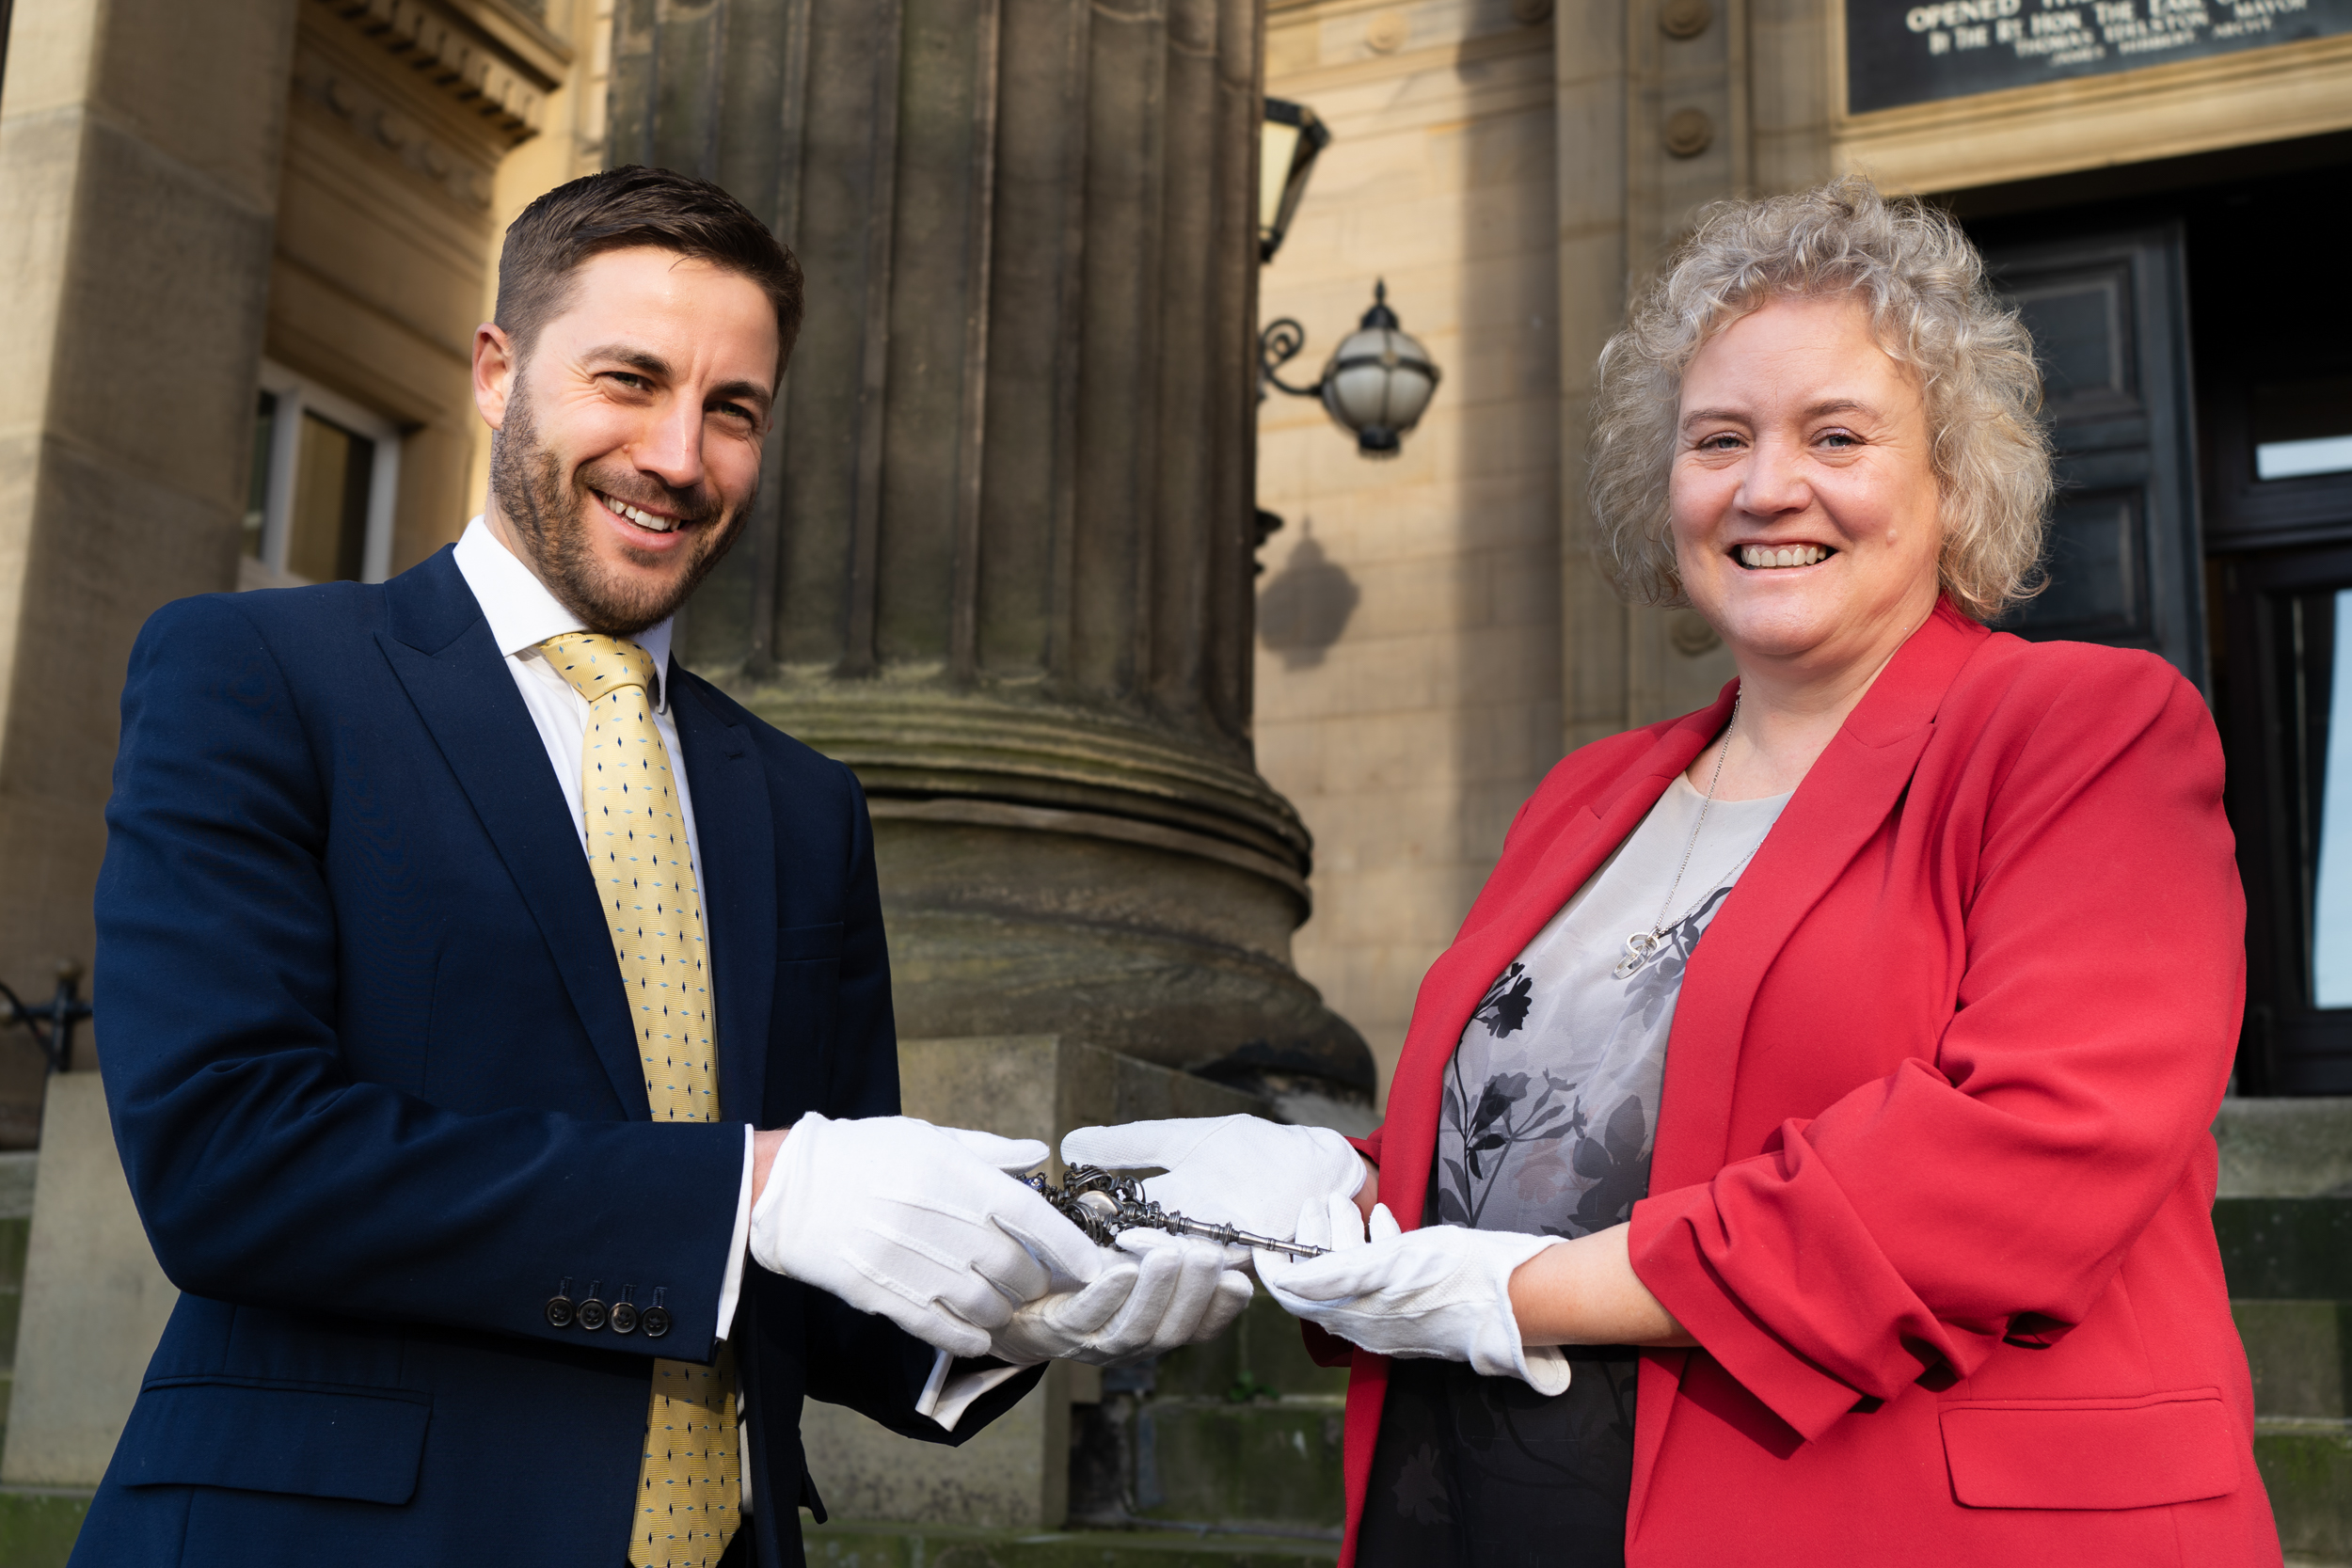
[1132, 1398, 1346, 1531]
[2214, 1198, 2352, 1299]
[2236, 1300, 2351, 1419]
[800, 1520, 1338, 1566]
[0, 1486, 91, 1568]
[1072, 1293, 1351, 1532]
[2256, 1418, 2351, 1566]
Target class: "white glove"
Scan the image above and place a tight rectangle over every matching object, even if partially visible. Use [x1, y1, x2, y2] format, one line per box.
[1255, 1196, 1571, 1395]
[1059, 1115, 1368, 1244]
[988, 1229, 1254, 1368]
[751, 1113, 1107, 1358]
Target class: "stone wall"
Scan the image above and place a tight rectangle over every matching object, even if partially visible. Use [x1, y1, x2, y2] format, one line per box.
[1255, 0, 1565, 1098]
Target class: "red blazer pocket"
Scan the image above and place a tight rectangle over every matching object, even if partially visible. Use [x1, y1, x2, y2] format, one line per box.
[1940, 1389, 2238, 1510]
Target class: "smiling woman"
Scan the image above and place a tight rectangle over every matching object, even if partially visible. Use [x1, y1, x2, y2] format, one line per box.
[1199, 178, 2282, 1568]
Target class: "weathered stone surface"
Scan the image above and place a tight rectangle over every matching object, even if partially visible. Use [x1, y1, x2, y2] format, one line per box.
[1073, 1292, 1346, 1535]
[2234, 1301, 2351, 1421]
[1134, 1399, 1345, 1531]
[2217, 1098, 2352, 1198]
[2214, 1199, 2352, 1302]
[0, 1076, 176, 1488]
[0, 1489, 88, 1568]
[2255, 1417, 2352, 1565]
[0, 0, 300, 1137]
[799, 1520, 1341, 1567]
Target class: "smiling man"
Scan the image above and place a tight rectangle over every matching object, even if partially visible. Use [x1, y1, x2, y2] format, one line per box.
[80, 167, 1247, 1568]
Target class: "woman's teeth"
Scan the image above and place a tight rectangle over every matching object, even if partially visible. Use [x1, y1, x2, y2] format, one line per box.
[599, 493, 679, 533]
[1739, 544, 1829, 569]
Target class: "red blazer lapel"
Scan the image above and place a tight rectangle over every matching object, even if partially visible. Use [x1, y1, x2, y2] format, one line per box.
[1649, 601, 1990, 1193]
[1375, 691, 1736, 1238]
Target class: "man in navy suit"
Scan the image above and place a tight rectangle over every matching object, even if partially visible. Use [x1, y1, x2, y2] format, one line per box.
[81, 168, 1248, 1567]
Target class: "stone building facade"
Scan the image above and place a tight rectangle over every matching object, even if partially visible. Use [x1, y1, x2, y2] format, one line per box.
[0, 0, 2347, 1552]
[0, 0, 614, 1148]
[1254, 0, 2352, 1105]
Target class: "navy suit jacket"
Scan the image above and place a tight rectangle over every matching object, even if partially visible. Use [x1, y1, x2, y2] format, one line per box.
[78, 547, 1038, 1567]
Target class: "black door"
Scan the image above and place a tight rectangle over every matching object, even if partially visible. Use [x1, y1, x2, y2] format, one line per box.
[2216, 546, 2352, 1093]
[1979, 226, 2206, 687]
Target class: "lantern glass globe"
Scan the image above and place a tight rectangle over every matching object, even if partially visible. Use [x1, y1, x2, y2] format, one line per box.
[1316, 283, 1441, 457]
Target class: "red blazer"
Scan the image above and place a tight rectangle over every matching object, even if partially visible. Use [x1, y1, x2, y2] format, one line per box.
[1334, 603, 2280, 1566]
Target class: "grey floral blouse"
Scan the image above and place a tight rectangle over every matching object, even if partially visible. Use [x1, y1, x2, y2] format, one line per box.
[1434, 775, 1791, 1243]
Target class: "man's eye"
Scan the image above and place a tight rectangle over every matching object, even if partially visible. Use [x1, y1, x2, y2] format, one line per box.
[711, 403, 755, 424]
[607, 372, 651, 392]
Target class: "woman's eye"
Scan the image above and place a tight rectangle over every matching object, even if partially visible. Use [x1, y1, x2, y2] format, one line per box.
[1819, 430, 1857, 449]
[1697, 433, 1742, 451]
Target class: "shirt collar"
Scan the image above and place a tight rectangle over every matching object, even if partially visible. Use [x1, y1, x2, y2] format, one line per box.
[453, 517, 675, 712]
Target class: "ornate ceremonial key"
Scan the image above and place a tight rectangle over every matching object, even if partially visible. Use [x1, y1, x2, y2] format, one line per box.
[1023, 1164, 1331, 1259]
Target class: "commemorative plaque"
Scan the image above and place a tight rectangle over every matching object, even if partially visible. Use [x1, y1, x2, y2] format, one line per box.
[1847, 0, 2352, 113]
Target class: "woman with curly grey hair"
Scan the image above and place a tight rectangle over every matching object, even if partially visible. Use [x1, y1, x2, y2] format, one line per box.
[1067, 177, 2279, 1566]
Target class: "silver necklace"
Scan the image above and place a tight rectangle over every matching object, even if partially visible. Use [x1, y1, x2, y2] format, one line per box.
[1614, 693, 1742, 981]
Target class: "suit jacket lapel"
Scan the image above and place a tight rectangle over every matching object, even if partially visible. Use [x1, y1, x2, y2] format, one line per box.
[376, 550, 650, 1119]
[1650, 603, 1990, 1191]
[671, 673, 775, 1128]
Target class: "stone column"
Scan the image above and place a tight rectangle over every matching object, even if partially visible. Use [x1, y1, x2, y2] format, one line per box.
[610, 0, 1371, 1106]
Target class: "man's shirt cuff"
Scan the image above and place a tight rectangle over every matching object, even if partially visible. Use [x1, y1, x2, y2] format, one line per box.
[914, 1349, 1028, 1432]
[717, 1123, 754, 1340]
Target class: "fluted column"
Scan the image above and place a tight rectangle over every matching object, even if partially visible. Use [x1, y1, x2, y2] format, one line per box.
[609, 0, 1370, 1099]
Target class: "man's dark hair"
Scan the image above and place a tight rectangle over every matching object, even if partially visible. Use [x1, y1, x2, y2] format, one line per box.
[494, 165, 803, 369]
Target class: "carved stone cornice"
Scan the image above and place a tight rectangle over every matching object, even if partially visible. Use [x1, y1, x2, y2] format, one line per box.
[291, 36, 501, 213]
[307, 0, 572, 146]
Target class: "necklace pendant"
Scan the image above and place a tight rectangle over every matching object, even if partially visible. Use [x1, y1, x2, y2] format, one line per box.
[1614, 930, 1661, 980]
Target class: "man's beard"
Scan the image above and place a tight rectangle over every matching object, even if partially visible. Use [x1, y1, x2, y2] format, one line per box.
[488, 384, 749, 637]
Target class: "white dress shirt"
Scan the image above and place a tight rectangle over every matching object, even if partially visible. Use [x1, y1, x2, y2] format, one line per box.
[452, 520, 1001, 1444]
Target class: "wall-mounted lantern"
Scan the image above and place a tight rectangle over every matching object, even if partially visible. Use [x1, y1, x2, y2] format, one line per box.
[1260, 99, 1331, 263]
[1260, 281, 1443, 458]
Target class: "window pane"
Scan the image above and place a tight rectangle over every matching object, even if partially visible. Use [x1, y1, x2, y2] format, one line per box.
[2257, 436, 2352, 483]
[285, 413, 373, 583]
[2312, 590, 2352, 1006]
[245, 390, 277, 560]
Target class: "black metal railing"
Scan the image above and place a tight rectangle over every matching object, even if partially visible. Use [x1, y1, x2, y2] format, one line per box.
[1, 962, 91, 1075]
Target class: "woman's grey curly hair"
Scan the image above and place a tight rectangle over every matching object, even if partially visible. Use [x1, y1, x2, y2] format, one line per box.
[1588, 176, 2051, 621]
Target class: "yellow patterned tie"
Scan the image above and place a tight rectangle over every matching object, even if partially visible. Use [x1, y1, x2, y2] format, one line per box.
[540, 633, 740, 1568]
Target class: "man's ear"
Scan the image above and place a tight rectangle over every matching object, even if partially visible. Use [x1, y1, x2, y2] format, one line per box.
[473, 323, 518, 431]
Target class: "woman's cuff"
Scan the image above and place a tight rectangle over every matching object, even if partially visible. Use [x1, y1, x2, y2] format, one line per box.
[1629, 1188, 1862, 1441]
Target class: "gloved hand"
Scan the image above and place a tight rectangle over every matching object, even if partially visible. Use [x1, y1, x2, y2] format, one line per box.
[751, 1113, 1108, 1358]
[1255, 1196, 1571, 1395]
[1059, 1115, 1368, 1244]
[988, 1229, 1254, 1367]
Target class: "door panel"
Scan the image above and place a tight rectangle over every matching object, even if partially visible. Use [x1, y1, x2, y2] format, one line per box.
[2005, 490, 2148, 641]
[1981, 228, 2205, 688]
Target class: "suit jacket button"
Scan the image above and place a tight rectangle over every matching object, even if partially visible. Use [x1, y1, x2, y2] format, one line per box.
[578, 1282, 609, 1332]
[611, 1295, 639, 1336]
[641, 1306, 671, 1338]
[546, 1279, 576, 1329]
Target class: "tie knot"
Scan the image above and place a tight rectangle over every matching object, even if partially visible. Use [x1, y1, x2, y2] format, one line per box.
[540, 633, 659, 704]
